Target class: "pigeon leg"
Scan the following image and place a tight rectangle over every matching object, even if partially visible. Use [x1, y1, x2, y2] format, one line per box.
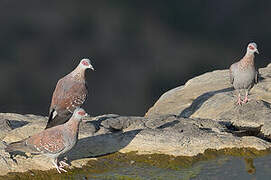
[59, 156, 70, 167]
[52, 159, 61, 173]
[242, 90, 249, 104]
[236, 91, 242, 105]
[52, 158, 67, 173]
[59, 160, 69, 167]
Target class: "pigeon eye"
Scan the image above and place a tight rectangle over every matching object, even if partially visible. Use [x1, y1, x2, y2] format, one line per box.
[78, 111, 85, 116]
[249, 45, 255, 50]
[82, 61, 89, 66]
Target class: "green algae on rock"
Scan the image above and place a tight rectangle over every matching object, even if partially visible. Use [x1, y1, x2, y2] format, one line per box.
[1, 148, 270, 180]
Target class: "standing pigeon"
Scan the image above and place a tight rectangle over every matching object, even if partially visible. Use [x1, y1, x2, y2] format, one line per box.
[229, 42, 259, 105]
[5, 108, 87, 173]
[46, 58, 94, 129]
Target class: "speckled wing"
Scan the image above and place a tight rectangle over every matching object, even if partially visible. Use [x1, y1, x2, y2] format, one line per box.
[46, 77, 87, 129]
[5, 127, 66, 154]
[26, 128, 65, 154]
[52, 79, 86, 110]
[255, 69, 259, 84]
[229, 63, 237, 85]
[62, 82, 88, 113]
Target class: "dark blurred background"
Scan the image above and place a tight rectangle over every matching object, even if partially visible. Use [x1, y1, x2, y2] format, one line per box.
[0, 1, 270, 116]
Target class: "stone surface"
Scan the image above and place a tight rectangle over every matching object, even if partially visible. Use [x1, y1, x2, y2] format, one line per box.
[146, 64, 271, 118]
[146, 63, 271, 138]
[1, 64, 271, 175]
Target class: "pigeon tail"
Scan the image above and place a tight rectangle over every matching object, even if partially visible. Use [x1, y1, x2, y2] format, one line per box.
[5, 140, 28, 153]
[46, 109, 55, 129]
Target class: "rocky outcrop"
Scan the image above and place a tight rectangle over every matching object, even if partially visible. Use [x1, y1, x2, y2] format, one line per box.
[1, 64, 271, 175]
[146, 63, 271, 140]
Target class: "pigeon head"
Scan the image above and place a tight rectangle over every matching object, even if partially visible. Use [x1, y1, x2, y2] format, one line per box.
[247, 42, 259, 54]
[79, 58, 94, 71]
[73, 108, 88, 120]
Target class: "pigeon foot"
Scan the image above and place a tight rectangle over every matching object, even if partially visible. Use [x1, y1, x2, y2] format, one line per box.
[59, 160, 70, 168]
[53, 160, 67, 173]
[236, 97, 242, 106]
[242, 96, 250, 104]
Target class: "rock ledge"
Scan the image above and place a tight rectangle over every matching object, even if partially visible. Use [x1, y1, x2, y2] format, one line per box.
[1, 64, 271, 175]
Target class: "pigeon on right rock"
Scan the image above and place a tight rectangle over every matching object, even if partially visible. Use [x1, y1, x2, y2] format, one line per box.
[229, 42, 259, 105]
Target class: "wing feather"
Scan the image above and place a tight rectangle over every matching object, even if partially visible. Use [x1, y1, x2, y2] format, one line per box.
[229, 64, 234, 84]
[27, 128, 65, 154]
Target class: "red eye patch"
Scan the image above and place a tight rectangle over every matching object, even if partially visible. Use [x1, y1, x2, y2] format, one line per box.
[82, 61, 89, 66]
[248, 45, 255, 50]
[78, 111, 86, 116]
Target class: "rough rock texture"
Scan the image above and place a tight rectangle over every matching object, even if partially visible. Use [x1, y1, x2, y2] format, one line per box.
[1, 64, 271, 175]
[146, 63, 271, 138]
[146, 64, 271, 117]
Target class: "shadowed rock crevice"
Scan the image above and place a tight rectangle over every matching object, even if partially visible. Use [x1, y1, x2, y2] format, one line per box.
[221, 121, 263, 139]
[8, 120, 29, 129]
[220, 121, 271, 146]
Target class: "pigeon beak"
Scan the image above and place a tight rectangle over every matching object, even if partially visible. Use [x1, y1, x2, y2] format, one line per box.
[255, 49, 259, 54]
[89, 65, 95, 71]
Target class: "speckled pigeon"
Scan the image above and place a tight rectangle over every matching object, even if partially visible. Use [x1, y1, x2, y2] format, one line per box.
[5, 108, 87, 173]
[45, 58, 94, 129]
[229, 42, 259, 105]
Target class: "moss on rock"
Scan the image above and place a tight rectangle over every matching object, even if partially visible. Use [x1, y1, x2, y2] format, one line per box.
[1, 147, 270, 180]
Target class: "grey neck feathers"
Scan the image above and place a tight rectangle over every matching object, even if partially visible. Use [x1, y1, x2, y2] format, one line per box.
[244, 51, 255, 59]
[70, 66, 86, 80]
[241, 51, 255, 66]
[65, 117, 81, 137]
